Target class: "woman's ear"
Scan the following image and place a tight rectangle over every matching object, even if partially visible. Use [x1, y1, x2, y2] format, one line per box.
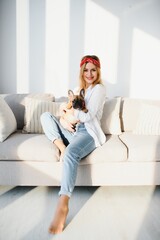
[80, 88, 85, 99]
[68, 90, 74, 100]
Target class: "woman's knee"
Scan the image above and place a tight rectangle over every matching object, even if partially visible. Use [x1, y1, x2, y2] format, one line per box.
[40, 112, 57, 125]
[40, 112, 51, 122]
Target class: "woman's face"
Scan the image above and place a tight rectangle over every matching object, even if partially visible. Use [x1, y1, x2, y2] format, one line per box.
[82, 62, 98, 87]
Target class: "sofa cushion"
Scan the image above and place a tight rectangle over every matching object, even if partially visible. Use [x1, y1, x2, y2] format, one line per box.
[119, 132, 160, 162]
[121, 98, 160, 132]
[0, 97, 17, 142]
[1, 94, 55, 130]
[23, 97, 63, 133]
[0, 131, 59, 162]
[1, 94, 28, 130]
[101, 97, 122, 135]
[81, 135, 127, 164]
[133, 104, 160, 135]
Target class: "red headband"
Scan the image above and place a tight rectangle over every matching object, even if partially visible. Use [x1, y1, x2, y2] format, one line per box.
[80, 57, 101, 68]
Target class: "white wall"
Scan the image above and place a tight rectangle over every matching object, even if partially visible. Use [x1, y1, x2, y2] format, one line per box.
[0, 0, 16, 93]
[0, 0, 160, 99]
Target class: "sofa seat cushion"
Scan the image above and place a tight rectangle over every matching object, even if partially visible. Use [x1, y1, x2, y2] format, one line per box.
[81, 135, 128, 165]
[119, 132, 160, 162]
[0, 132, 59, 162]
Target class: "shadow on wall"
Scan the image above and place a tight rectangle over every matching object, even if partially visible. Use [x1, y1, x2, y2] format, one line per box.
[68, 0, 86, 89]
[1, 0, 160, 97]
[29, 0, 46, 92]
[92, 0, 160, 98]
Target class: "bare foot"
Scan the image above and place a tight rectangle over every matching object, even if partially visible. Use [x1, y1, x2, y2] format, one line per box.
[53, 139, 66, 161]
[60, 146, 66, 155]
[59, 152, 64, 162]
[59, 145, 66, 162]
[49, 195, 69, 234]
[59, 148, 66, 162]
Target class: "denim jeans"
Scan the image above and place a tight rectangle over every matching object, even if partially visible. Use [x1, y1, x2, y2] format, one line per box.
[40, 112, 96, 197]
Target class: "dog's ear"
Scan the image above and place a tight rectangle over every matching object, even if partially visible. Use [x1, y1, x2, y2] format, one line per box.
[68, 90, 74, 100]
[80, 88, 85, 99]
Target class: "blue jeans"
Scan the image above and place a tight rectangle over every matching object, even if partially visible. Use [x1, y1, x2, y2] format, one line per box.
[40, 112, 96, 197]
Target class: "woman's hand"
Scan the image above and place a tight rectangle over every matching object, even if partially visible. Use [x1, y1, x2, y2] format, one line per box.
[65, 107, 74, 115]
[59, 102, 68, 116]
[60, 116, 76, 132]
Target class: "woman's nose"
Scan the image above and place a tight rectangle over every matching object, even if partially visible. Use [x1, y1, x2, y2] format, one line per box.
[88, 70, 92, 76]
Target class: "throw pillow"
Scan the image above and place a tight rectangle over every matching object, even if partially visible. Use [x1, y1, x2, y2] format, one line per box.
[26, 93, 55, 102]
[0, 96, 17, 142]
[133, 103, 160, 135]
[23, 97, 63, 133]
[101, 97, 122, 135]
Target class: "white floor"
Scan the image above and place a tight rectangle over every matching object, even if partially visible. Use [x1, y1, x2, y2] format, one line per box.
[0, 185, 160, 240]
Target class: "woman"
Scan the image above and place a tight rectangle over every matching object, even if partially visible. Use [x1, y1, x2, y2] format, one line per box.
[40, 55, 106, 234]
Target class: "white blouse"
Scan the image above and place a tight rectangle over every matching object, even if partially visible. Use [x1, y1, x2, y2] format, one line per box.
[74, 84, 106, 147]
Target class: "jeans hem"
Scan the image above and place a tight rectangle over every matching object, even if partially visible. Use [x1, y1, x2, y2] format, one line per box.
[59, 190, 72, 198]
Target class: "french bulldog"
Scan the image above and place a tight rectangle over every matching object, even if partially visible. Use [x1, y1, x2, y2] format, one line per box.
[66, 89, 88, 113]
[61, 89, 88, 130]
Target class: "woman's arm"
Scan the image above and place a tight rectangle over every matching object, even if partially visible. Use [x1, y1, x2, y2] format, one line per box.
[74, 84, 106, 122]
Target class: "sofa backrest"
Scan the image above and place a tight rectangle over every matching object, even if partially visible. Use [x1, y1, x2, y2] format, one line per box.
[121, 98, 160, 132]
[1, 93, 160, 133]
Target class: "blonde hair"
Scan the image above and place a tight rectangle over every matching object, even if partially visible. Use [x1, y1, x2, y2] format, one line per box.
[79, 55, 103, 90]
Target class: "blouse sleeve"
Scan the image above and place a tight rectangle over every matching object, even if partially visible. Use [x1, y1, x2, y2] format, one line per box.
[74, 84, 106, 122]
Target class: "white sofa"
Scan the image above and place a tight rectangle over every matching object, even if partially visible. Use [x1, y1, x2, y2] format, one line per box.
[0, 93, 160, 186]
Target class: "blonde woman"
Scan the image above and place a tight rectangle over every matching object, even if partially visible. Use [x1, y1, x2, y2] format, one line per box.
[41, 55, 106, 234]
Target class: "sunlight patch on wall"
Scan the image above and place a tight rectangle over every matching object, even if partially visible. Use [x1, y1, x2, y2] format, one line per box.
[16, 0, 29, 92]
[130, 28, 160, 99]
[84, 0, 119, 85]
[45, 0, 70, 97]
